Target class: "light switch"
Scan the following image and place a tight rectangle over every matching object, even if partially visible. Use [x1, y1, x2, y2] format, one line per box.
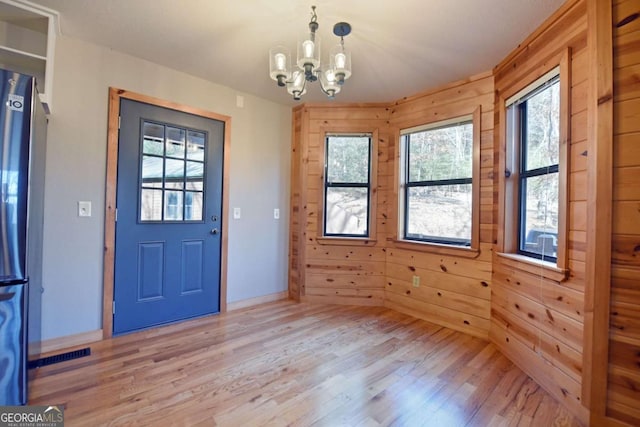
[274, 208, 280, 219]
[233, 207, 241, 219]
[78, 201, 91, 217]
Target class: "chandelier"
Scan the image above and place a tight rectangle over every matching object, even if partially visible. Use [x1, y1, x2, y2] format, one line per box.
[269, 6, 352, 100]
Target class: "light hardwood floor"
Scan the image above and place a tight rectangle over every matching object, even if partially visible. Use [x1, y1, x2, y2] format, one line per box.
[30, 301, 581, 426]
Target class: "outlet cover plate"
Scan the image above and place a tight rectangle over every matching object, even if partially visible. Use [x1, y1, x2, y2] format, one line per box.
[412, 275, 420, 287]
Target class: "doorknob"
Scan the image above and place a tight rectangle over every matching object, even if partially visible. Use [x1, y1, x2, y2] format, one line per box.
[210, 228, 219, 235]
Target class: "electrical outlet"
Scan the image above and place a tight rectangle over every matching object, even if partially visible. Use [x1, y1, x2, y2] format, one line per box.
[412, 275, 420, 287]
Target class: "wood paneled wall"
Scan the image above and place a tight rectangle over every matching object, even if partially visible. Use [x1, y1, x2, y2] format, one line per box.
[288, 0, 635, 424]
[608, 0, 640, 424]
[491, 0, 589, 423]
[384, 74, 494, 339]
[290, 74, 495, 338]
[291, 105, 390, 306]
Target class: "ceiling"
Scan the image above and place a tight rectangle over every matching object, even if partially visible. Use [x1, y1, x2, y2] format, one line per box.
[31, 0, 566, 106]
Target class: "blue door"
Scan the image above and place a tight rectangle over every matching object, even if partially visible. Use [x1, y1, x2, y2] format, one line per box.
[113, 99, 224, 334]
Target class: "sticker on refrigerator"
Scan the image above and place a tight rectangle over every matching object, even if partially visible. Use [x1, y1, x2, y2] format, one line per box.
[7, 94, 24, 112]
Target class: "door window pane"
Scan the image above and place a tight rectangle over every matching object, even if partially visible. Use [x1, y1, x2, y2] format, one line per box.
[141, 155, 163, 188]
[186, 181, 204, 191]
[142, 122, 164, 155]
[140, 189, 163, 221]
[166, 127, 186, 158]
[184, 192, 203, 221]
[187, 131, 205, 161]
[164, 191, 183, 221]
[186, 161, 204, 191]
[165, 159, 185, 189]
[139, 121, 206, 222]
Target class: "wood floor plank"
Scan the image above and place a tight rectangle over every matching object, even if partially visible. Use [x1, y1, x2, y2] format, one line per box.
[29, 301, 581, 426]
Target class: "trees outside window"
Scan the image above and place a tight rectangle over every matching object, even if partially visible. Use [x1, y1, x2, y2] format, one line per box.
[401, 119, 473, 246]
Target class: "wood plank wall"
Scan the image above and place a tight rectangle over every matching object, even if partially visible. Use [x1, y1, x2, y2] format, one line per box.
[288, 0, 637, 424]
[608, 0, 640, 424]
[291, 105, 390, 306]
[490, 0, 590, 423]
[384, 74, 495, 339]
[289, 75, 495, 338]
[288, 107, 303, 301]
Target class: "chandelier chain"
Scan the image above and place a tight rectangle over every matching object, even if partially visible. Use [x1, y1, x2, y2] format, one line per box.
[310, 6, 317, 24]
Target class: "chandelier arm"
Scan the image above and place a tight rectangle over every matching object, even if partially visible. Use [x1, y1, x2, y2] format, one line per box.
[295, 78, 308, 100]
[318, 76, 329, 95]
[318, 75, 336, 99]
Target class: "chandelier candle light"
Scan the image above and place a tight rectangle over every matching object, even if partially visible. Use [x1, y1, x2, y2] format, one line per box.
[269, 6, 352, 100]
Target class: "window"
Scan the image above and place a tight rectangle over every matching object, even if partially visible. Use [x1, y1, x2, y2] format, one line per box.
[323, 134, 372, 237]
[139, 121, 205, 222]
[498, 54, 569, 275]
[400, 117, 475, 246]
[506, 69, 560, 263]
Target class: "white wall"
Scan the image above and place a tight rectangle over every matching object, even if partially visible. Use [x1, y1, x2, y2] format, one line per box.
[41, 34, 291, 340]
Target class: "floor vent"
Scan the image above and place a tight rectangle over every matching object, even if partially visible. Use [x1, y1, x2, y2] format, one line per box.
[28, 347, 91, 369]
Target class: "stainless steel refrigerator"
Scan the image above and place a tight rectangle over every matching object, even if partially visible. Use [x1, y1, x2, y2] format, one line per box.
[0, 69, 46, 405]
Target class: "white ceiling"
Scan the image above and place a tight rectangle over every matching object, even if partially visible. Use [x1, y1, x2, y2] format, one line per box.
[31, 0, 566, 106]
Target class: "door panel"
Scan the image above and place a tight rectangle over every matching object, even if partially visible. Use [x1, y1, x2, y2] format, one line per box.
[181, 240, 204, 294]
[137, 242, 164, 300]
[114, 99, 224, 335]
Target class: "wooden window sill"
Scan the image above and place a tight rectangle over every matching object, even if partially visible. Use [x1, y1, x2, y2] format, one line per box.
[390, 239, 481, 258]
[496, 252, 568, 282]
[315, 237, 378, 246]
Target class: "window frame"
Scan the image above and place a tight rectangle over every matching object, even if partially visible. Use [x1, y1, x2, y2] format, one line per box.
[515, 76, 560, 262]
[317, 127, 379, 244]
[497, 50, 570, 277]
[396, 107, 481, 252]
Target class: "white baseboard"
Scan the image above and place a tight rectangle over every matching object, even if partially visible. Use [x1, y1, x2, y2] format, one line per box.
[40, 329, 103, 355]
[227, 291, 289, 311]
